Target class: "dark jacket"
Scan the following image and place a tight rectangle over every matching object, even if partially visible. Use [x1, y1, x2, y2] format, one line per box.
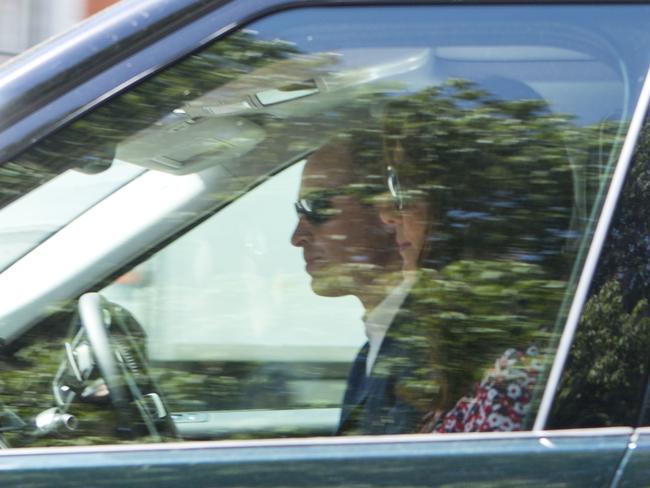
[336, 293, 440, 435]
[336, 260, 560, 435]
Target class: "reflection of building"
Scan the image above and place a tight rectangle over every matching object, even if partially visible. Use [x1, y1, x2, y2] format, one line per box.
[0, 0, 119, 63]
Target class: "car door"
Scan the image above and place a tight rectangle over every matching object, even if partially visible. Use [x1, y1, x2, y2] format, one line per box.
[1, 1, 650, 487]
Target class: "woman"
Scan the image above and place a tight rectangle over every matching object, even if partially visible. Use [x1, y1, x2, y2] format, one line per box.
[376, 79, 575, 432]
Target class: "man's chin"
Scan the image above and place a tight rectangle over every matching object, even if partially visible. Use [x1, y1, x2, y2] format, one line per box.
[308, 273, 354, 298]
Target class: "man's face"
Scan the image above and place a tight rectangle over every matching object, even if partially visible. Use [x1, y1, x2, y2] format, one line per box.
[291, 143, 400, 298]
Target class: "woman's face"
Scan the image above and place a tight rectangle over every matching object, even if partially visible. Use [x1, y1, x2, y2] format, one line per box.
[379, 200, 429, 272]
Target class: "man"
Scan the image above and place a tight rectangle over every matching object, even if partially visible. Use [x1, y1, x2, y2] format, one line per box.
[291, 131, 428, 435]
[290, 136, 400, 311]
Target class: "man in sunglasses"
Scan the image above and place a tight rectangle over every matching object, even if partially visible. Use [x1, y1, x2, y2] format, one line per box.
[291, 131, 419, 435]
[291, 135, 401, 305]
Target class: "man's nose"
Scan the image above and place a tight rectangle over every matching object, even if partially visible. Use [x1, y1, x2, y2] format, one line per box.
[291, 215, 312, 247]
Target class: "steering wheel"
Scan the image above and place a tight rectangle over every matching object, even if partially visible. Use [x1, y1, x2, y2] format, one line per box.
[69, 292, 178, 440]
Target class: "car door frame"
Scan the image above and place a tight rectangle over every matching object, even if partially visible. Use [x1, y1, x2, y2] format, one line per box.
[1, 1, 649, 486]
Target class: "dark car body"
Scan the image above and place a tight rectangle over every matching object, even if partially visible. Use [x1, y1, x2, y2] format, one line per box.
[2, 1, 650, 486]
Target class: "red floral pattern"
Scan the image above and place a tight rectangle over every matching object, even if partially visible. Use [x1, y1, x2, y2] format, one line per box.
[433, 346, 542, 433]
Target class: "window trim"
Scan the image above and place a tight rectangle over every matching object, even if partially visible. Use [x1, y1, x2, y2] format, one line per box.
[0, 426, 634, 456]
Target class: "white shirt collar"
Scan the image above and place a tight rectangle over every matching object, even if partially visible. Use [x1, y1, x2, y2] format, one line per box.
[364, 272, 416, 376]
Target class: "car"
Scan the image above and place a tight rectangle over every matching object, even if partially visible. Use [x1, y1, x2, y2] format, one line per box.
[1, 0, 650, 485]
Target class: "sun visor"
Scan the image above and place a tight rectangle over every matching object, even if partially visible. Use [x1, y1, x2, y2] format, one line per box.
[116, 115, 265, 175]
[115, 48, 430, 175]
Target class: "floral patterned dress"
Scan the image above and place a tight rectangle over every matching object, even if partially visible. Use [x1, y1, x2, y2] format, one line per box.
[424, 346, 543, 433]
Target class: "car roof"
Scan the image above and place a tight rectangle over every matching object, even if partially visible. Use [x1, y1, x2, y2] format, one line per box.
[0, 0, 229, 136]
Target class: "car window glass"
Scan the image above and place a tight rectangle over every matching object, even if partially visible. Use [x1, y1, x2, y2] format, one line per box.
[2, 4, 650, 447]
[549, 115, 650, 430]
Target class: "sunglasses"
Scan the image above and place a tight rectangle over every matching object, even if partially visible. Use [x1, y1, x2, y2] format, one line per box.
[294, 183, 387, 225]
[294, 190, 343, 225]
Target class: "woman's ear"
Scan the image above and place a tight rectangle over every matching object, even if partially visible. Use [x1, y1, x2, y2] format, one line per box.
[378, 202, 402, 226]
